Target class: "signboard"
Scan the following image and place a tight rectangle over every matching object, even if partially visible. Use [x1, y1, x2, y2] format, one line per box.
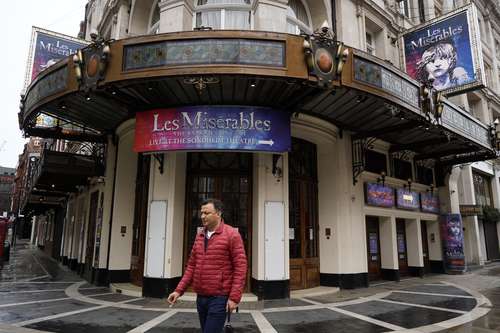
[365, 183, 395, 208]
[440, 214, 466, 273]
[421, 192, 440, 214]
[396, 189, 420, 210]
[459, 204, 483, 216]
[25, 27, 87, 85]
[134, 106, 291, 153]
[401, 4, 485, 96]
[24, 27, 87, 126]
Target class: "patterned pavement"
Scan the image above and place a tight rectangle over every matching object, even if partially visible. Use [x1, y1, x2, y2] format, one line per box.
[0, 240, 499, 333]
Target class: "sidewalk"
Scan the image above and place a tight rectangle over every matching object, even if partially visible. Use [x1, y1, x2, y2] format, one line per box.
[0, 239, 499, 332]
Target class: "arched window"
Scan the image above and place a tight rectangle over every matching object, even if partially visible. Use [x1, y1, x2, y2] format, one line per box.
[148, 1, 160, 34]
[195, 0, 251, 30]
[287, 0, 311, 35]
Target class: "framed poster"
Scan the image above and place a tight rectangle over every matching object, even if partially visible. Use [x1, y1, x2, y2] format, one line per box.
[396, 189, 420, 210]
[401, 4, 485, 96]
[365, 183, 395, 208]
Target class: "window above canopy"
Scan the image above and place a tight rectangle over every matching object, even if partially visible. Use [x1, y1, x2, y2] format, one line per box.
[195, 0, 251, 30]
[286, 0, 311, 35]
[148, 1, 160, 34]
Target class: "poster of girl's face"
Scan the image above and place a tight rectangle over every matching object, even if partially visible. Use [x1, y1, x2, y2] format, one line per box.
[401, 5, 484, 95]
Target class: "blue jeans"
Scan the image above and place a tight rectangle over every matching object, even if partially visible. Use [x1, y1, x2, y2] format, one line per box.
[196, 295, 228, 333]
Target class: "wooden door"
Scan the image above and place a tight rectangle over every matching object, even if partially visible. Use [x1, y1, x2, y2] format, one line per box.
[130, 154, 151, 286]
[289, 138, 319, 290]
[396, 219, 409, 276]
[483, 220, 500, 260]
[184, 152, 252, 291]
[421, 221, 431, 273]
[366, 216, 382, 281]
[83, 191, 99, 282]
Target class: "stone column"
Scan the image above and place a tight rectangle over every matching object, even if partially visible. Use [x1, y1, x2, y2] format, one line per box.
[159, 0, 194, 33]
[406, 218, 424, 276]
[107, 120, 138, 283]
[93, 136, 117, 285]
[253, 0, 288, 33]
[252, 152, 289, 299]
[142, 151, 187, 297]
[380, 216, 399, 280]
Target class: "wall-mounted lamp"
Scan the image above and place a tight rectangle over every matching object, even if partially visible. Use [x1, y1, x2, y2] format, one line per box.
[272, 154, 283, 182]
[427, 183, 435, 193]
[377, 171, 386, 187]
[404, 178, 412, 191]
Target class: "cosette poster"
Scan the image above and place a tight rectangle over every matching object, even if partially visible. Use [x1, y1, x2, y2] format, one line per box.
[401, 4, 485, 96]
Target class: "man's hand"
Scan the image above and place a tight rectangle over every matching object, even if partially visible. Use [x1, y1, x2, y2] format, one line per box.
[167, 291, 180, 305]
[226, 299, 238, 313]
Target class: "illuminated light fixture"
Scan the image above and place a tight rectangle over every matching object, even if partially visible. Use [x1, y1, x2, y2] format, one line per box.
[51, 184, 55, 188]
[404, 178, 412, 192]
[377, 171, 386, 187]
[111, 91, 117, 95]
[336, 47, 349, 75]
[427, 184, 435, 193]
[73, 50, 83, 83]
[249, 79, 257, 88]
[86, 94, 91, 101]
[148, 86, 153, 91]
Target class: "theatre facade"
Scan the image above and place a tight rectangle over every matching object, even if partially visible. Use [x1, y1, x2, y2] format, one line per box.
[18, 0, 498, 299]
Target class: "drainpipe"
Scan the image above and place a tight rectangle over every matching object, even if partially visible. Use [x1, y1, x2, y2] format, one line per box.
[331, 0, 337, 37]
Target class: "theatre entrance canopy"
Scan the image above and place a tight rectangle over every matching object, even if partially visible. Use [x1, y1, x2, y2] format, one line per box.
[19, 29, 497, 181]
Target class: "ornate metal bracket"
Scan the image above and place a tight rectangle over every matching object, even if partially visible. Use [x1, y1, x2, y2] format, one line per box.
[153, 153, 164, 174]
[183, 76, 219, 93]
[352, 137, 377, 185]
[303, 27, 349, 88]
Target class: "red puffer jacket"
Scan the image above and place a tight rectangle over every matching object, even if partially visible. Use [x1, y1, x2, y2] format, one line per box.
[175, 222, 247, 303]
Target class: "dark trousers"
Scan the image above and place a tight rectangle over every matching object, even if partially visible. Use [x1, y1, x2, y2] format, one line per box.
[196, 295, 228, 333]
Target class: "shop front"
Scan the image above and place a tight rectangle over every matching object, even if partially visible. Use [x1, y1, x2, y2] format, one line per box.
[18, 29, 497, 298]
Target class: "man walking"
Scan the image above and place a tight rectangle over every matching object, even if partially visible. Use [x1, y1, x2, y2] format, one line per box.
[167, 198, 247, 333]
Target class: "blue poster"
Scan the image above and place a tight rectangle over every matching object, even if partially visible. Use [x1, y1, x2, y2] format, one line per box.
[396, 189, 420, 210]
[403, 10, 476, 92]
[440, 214, 466, 273]
[365, 183, 394, 208]
[135, 106, 291, 153]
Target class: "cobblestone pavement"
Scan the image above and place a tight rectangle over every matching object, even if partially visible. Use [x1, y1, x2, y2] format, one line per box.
[0, 240, 499, 333]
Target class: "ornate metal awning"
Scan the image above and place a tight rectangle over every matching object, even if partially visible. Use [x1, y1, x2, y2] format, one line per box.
[20, 143, 105, 214]
[18, 29, 496, 175]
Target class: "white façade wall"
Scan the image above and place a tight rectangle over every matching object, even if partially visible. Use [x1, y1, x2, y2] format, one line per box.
[97, 137, 117, 269]
[108, 119, 138, 271]
[290, 114, 340, 275]
[252, 150, 289, 281]
[253, 0, 287, 32]
[406, 219, 423, 268]
[144, 151, 187, 279]
[424, 220, 443, 261]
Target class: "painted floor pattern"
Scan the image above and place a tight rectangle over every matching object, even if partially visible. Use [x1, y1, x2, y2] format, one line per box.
[0, 241, 498, 333]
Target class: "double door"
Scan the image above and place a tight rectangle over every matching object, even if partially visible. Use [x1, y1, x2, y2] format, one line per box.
[366, 216, 382, 281]
[421, 221, 431, 273]
[83, 191, 99, 282]
[396, 219, 408, 277]
[184, 152, 252, 291]
[130, 154, 151, 286]
[289, 138, 319, 290]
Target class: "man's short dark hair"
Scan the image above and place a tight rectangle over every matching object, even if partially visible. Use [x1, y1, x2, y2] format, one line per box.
[201, 198, 223, 214]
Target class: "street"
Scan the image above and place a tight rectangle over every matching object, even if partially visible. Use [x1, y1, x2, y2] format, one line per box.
[0, 240, 498, 332]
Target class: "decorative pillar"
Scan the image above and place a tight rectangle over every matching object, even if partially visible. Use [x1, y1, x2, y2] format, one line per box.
[158, 0, 194, 33]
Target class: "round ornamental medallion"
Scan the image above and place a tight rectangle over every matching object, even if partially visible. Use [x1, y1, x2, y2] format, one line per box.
[315, 48, 333, 74]
[86, 55, 100, 77]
